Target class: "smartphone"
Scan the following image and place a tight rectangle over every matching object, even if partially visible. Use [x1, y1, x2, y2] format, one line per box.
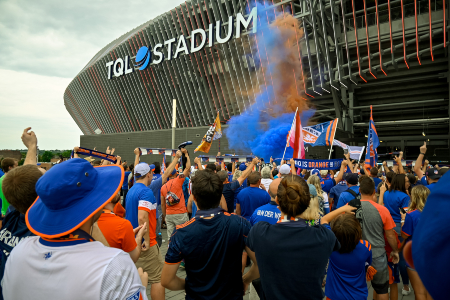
[400, 207, 407, 214]
[344, 149, 348, 154]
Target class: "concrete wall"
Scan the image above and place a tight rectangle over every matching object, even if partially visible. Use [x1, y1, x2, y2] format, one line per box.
[80, 124, 346, 165]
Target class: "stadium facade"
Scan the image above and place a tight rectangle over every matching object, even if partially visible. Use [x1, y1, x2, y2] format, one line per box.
[65, 0, 450, 161]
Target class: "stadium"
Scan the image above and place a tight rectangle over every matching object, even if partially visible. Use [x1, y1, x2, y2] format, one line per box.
[64, 0, 449, 162]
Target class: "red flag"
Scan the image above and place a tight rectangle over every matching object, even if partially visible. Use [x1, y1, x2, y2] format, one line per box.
[289, 112, 305, 159]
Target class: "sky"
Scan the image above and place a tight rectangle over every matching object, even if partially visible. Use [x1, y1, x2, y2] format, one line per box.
[0, 0, 187, 150]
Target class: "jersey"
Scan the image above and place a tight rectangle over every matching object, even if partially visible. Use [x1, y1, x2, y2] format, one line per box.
[2, 236, 147, 300]
[125, 182, 157, 247]
[249, 201, 281, 225]
[325, 237, 372, 300]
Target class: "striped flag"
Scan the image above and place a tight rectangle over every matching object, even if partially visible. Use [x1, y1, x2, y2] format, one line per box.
[365, 106, 380, 170]
[302, 119, 339, 147]
[289, 111, 305, 159]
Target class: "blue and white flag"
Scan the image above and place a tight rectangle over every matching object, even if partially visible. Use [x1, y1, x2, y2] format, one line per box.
[303, 119, 338, 147]
[365, 106, 380, 170]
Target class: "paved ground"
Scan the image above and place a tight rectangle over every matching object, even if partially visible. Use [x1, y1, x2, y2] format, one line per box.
[146, 228, 415, 300]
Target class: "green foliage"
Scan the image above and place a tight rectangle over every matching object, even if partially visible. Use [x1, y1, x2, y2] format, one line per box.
[61, 150, 72, 158]
[18, 158, 25, 166]
[41, 151, 54, 162]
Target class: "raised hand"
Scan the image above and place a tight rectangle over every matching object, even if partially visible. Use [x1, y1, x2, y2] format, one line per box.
[420, 142, 427, 154]
[134, 148, 141, 156]
[21, 127, 37, 149]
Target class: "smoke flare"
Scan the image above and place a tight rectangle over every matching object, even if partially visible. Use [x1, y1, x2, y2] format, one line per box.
[225, 3, 315, 160]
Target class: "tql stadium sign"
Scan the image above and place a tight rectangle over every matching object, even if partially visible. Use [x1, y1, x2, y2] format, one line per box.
[106, 7, 257, 79]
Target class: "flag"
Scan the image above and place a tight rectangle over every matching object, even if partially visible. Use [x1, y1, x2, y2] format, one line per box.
[365, 106, 380, 170]
[194, 111, 221, 153]
[302, 119, 339, 147]
[289, 111, 305, 159]
[161, 155, 166, 174]
[348, 146, 365, 161]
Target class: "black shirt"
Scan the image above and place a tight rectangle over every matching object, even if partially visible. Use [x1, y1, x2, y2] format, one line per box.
[165, 207, 251, 300]
[247, 219, 340, 300]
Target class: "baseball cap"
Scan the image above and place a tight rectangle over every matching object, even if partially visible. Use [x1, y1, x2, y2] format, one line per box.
[25, 158, 123, 238]
[279, 164, 290, 175]
[320, 170, 328, 176]
[343, 173, 358, 185]
[311, 169, 320, 176]
[239, 163, 247, 171]
[148, 164, 156, 172]
[408, 170, 450, 300]
[425, 167, 441, 180]
[134, 163, 150, 178]
[308, 184, 317, 197]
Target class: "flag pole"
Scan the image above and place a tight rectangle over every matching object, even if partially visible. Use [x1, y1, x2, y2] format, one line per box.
[282, 107, 299, 162]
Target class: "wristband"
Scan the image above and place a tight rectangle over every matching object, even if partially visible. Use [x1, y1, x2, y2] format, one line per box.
[420, 153, 426, 155]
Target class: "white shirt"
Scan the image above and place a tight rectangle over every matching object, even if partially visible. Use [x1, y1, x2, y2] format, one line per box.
[2, 236, 147, 300]
[261, 178, 273, 191]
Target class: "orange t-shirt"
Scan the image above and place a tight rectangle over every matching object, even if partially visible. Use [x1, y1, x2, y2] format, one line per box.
[113, 201, 126, 218]
[161, 175, 187, 215]
[97, 210, 137, 253]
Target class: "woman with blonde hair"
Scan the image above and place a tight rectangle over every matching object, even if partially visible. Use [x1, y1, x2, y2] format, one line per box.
[401, 185, 431, 300]
[307, 175, 330, 215]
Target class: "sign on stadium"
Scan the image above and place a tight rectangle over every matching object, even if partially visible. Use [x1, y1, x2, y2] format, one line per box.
[106, 7, 257, 79]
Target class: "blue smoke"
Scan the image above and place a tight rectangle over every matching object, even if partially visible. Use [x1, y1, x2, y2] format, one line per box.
[225, 2, 315, 160]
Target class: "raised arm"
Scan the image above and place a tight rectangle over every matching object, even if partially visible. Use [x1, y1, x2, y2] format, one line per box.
[182, 149, 191, 177]
[344, 153, 354, 172]
[21, 127, 38, 165]
[414, 142, 427, 179]
[194, 157, 203, 170]
[422, 160, 429, 173]
[382, 161, 389, 174]
[320, 205, 357, 225]
[395, 151, 405, 174]
[290, 158, 296, 175]
[232, 160, 236, 174]
[334, 159, 348, 183]
[237, 157, 259, 185]
[134, 148, 140, 168]
[102, 146, 111, 165]
[162, 150, 182, 184]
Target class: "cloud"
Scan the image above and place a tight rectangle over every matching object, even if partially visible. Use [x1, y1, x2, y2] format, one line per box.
[0, 0, 188, 150]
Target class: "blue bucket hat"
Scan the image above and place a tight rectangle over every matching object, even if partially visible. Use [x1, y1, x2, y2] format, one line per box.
[26, 158, 124, 238]
[311, 169, 320, 176]
[239, 163, 247, 171]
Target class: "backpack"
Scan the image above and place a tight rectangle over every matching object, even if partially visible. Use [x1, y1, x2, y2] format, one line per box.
[346, 188, 364, 229]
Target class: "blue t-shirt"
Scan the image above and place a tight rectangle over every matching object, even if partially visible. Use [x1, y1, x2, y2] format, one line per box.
[321, 178, 336, 194]
[325, 230, 372, 300]
[401, 209, 421, 243]
[122, 171, 131, 190]
[373, 177, 382, 191]
[427, 182, 437, 191]
[236, 187, 271, 220]
[0, 170, 4, 178]
[249, 201, 281, 226]
[247, 219, 340, 300]
[383, 190, 410, 223]
[125, 182, 156, 229]
[191, 201, 197, 218]
[0, 211, 35, 300]
[150, 175, 162, 206]
[222, 180, 241, 213]
[336, 186, 360, 208]
[329, 182, 348, 210]
[165, 207, 251, 300]
[420, 176, 428, 186]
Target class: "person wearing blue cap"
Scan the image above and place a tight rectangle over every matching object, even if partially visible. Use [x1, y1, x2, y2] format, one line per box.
[414, 142, 442, 190]
[2, 157, 148, 300]
[336, 172, 360, 208]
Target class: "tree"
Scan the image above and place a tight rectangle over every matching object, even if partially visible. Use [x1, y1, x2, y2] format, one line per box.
[61, 150, 72, 158]
[41, 151, 54, 162]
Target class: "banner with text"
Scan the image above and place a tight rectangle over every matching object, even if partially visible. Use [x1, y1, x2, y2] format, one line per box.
[293, 158, 343, 170]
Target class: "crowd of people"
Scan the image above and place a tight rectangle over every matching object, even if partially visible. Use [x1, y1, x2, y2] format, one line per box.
[0, 128, 447, 300]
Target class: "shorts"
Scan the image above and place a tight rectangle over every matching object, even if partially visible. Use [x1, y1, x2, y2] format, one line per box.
[371, 255, 389, 294]
[387, 261, 400, 284]
[135, 244, 163, 284]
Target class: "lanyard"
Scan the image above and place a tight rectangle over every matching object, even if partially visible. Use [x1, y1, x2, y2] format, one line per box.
[40, 229, 96, 247]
